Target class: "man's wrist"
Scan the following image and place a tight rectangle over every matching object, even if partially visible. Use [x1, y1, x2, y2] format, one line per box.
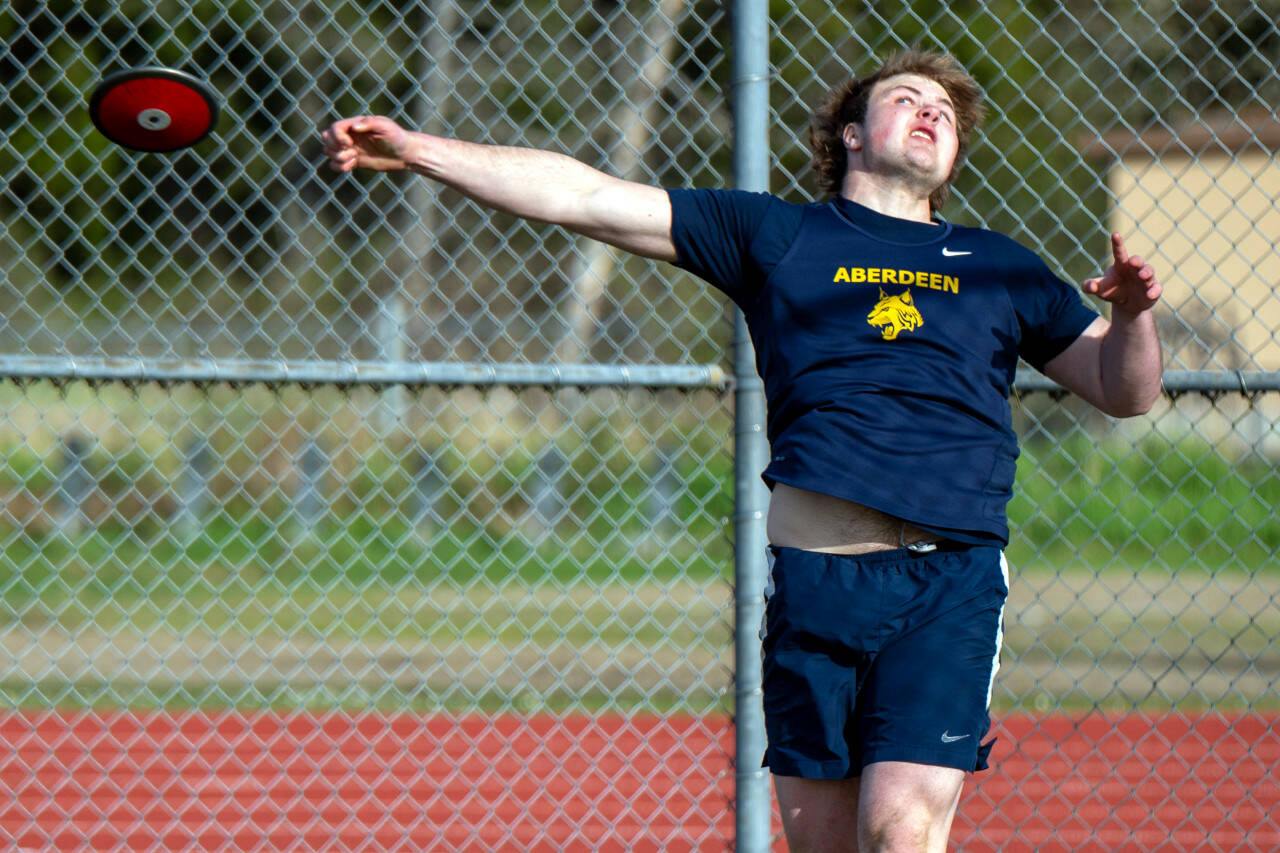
[1109, 300, 1153, 321]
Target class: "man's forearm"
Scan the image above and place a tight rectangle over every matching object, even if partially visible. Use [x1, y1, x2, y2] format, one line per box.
[1099, 307, 1163, 416]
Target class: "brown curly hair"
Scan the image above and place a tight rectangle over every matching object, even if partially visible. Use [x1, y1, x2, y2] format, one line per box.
[809, 48, 985, 212]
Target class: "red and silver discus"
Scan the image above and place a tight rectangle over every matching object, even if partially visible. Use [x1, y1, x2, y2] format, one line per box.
[89, 67, 219, 152]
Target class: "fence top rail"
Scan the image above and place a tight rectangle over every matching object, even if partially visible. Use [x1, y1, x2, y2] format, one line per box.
[0, 356, 1270, 394]
[1014, 368, 1280, 395]
[0, 354, 730, 391]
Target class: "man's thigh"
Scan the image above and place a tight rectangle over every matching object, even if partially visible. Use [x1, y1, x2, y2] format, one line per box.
[773, 762, 964, 853]
[773, 774, 861, 853]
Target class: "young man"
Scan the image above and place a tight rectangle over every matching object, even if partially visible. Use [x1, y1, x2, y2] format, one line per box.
[323, 48, 1162, 852]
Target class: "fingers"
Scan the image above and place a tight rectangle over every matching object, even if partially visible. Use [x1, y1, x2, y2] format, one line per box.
[321, 118, 356, 171]
[1110, 233, 1158, 286]
[1110, 232, 1129, 266]
[321, 116, 357, 151]
[321, 116, 379, 172]
[1106, 233, 1156, 282]
[1123, 253, 1155, 287]
[1087, 234, 1162, 311]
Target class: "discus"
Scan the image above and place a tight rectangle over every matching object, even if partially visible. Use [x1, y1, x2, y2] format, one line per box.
[89, 67, 219, 152]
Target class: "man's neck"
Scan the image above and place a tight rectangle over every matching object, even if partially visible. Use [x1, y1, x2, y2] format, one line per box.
[840, 175, 935, 224]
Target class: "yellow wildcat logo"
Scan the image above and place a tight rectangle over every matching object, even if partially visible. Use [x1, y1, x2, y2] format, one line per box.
[867, 288, 923, 341]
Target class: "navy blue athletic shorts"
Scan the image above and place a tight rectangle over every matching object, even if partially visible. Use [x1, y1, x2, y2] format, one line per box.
[760, 544, 1007, 779]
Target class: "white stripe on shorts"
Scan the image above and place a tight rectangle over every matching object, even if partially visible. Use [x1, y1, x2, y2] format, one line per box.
[759, 547, 777, 644]
[984, 552, 1011, 708]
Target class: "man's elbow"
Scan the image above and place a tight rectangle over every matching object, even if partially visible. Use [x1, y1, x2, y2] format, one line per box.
[1104, 399, 1154, 418]
[1102, 379, 1163, 418]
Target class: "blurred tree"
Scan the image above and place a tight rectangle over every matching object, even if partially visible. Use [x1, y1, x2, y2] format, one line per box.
[2, 0, 1275, 363]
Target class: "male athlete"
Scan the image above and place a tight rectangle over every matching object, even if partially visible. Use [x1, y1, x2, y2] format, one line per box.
[323, 48, 1162, 853]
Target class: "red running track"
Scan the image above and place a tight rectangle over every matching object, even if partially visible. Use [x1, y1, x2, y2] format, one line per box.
[0, 711, 734, 851]
[957, 711, 1280, 852]
[1, 710, 1277, 851]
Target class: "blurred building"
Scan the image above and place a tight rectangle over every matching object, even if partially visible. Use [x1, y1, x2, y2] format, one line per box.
[1093, 111, 1280, 372]
[1090, 111, 1280, 454]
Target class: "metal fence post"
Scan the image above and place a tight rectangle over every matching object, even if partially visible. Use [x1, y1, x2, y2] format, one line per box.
[732, 0, 773, 847]
[58, 434, 93, 539]
[410, 444, 442, 536]
[178, 434, 213, 544]
[294, 433, 328, 542]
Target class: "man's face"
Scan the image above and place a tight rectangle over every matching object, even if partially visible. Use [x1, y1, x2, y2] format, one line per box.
[845, 73, 960, 195]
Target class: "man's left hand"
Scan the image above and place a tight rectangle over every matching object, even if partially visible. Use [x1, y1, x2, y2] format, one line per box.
[1082, 233, 1162, 314]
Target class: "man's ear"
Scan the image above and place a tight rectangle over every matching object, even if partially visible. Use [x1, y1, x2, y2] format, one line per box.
[842, 122, 861, 151]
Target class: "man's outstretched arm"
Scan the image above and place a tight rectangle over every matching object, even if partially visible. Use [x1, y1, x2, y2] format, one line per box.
[321, 115, 677, 263]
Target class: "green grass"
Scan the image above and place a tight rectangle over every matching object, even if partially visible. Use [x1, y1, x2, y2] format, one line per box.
[1008, 433, 1280, 572]
[1, 430, 1276, 715]
[0, 507, 734, 715]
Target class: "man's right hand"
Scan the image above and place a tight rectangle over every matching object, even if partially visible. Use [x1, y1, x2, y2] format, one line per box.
[321, 115, 410, 173]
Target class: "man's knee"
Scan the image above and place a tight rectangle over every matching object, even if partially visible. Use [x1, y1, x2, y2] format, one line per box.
[857, 804, 942, 853]
[855, 761, 964, 853]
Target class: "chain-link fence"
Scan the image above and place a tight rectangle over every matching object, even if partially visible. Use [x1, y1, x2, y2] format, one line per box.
[3, 1, 1279, 850]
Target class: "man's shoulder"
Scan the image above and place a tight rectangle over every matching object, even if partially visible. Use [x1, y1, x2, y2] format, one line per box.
[941, 222, 1048, 267]
[670, 186, 810, 213]
[669, 187, 809, 242]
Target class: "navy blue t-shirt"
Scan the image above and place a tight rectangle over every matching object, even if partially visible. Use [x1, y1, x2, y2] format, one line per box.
[668, 188, 1099, 544]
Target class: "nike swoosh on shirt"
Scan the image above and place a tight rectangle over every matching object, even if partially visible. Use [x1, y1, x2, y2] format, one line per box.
[940, 731, 971, 743]
[941, 248, 972, 257]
